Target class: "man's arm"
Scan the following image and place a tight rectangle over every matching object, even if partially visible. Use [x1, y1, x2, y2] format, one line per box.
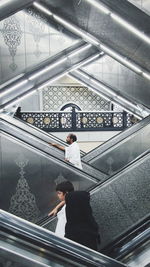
[48, 142, 65, 151]
[48, 200, 65, 216]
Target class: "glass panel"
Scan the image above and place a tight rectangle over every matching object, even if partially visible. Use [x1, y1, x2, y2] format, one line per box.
[90, 124, 150, 175]
[90, 154, 150, 249]
[0, 118, 106, 181]
[0, 132, 96, 223]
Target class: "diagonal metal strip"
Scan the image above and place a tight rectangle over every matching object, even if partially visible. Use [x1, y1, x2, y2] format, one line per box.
[33, 1, 150, 110]
[68, 69, 149, 118]
[39, 0, 150, 72]
[0, 41, 101, 109]
[0, 0, 34, 21]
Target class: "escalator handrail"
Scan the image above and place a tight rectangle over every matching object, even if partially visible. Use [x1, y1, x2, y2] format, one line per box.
[0, 209, 127, 267]
[0, 118, 107, 177]
[100, 215, 150, 258]
[37, 150, 150, 227]
[0, 113, 85, 156]
[0, 129, 100, 184]
[115, 227, 150, 260]
[82, 115, 150, 162]
[90, 150, 150, 195]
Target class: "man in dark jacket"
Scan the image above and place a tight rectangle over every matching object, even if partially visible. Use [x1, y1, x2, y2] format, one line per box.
[65, 191, 100, 251]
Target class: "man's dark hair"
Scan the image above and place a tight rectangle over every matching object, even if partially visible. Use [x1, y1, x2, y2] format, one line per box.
[56, 181, 74, 194]
[69, 133, 77, 142]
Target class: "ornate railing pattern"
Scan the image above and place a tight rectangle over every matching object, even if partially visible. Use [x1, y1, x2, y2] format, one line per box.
[20, 111, 139, 132]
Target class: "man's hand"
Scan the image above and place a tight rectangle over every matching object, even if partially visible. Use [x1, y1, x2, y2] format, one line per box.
[48, 142, 55, 146]
[48, 207, 58, 217]
[48, 142, 65, 151]
[48, 200, 65, 217]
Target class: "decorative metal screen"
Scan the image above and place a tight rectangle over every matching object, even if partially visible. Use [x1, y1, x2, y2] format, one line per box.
[76, 112, 123, 130]
[20, 111, 139, 132]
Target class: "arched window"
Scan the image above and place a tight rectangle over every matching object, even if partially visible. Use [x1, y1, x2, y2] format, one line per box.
[60, 103, 81, 112]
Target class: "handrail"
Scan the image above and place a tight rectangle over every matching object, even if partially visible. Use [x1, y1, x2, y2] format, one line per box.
[0, 209, 127, 267]
[83, 115, 150, 162]
[0, 129, 100, 183]
[19, 110, 134, 132]
[115, 228, 150, 260]
[100, 216, 150, 258]
[90, 151, 150, 195]
[37, 151, 150, 228]
[0, 114, 85, 155]
[0, 117, 107, 178]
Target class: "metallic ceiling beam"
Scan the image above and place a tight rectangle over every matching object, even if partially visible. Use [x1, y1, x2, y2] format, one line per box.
[0, 0, 34, 21]
[86, 0, 150, 44]
[68, 69, 149, 119]
[33, 2, 150, 81]
[0, 41, 100, 109]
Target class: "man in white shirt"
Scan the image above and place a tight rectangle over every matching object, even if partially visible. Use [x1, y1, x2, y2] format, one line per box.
[49, 133, 82, 169]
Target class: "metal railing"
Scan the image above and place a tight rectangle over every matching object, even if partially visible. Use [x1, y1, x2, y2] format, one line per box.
[17, 110, 139, 132]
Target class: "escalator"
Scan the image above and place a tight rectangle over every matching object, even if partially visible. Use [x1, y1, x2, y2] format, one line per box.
[104, 218, 150, 267]
[0, 113, 107, 181]
[0, 209, 127, 267]
[42, 152, 150, 251]
[0, 114, 149, 250]
[82, 115, 150, 175]
[0, 129, 99, 223]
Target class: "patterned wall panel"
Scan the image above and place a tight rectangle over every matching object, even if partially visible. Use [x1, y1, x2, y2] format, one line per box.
[0, 8, 78, 85]
[43, 86, 111, 111]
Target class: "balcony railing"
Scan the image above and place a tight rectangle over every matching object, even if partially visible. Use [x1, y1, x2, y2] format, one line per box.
[18, 111, 139, 132]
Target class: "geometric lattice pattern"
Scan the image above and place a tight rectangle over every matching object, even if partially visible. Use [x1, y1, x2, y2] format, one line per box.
[20, 111, 135, 132]
[21, 112, 73, 130]
[76, 112, 124, 129]
[43, 86, 111, 111]
[126, 113, 140, 128]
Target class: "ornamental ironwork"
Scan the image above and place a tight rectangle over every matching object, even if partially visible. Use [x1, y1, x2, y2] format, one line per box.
[18, 111, 139, 132]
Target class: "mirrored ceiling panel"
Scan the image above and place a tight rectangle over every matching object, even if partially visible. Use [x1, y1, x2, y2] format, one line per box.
[81, 55, 150, 108]
[0, 7, 80, 86]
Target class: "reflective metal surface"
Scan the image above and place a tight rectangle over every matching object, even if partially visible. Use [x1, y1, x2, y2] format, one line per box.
[0, 0, 34, 21]
[0, 116, 107, 181]
[0, 39, 99, 108]
[69, 69, 149, 118]
[1, 113, 85, 156]
[127, 0, 150, 15]
[41, 0, 150, 70]
[0, 209, 127, 267]
[0, 8, 81, 86]
[121, 240, 150, 267]
[89, 124, 150, 175]
[0, 0, 150, 116]
[90, 153, 150, 249]
[0, 130, 97, 222]
[80, 55, 150, 110]
[83, 115, 150, 174]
